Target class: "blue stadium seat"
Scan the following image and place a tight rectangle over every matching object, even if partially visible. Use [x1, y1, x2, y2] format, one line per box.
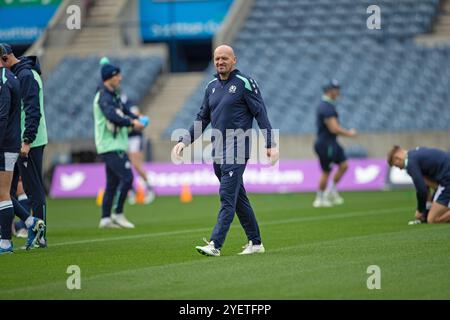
[163, 0, 449, 137]
[45, 55, 164, 141]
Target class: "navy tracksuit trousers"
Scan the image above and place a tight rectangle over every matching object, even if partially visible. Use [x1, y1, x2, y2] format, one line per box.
[10, 146, 47, 234]
[101, 151, 133, 218]
[210, 162, 261, 249]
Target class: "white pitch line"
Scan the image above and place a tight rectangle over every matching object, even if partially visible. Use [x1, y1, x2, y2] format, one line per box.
[1, 222, 443, 296]
[50, 206, 409, 247]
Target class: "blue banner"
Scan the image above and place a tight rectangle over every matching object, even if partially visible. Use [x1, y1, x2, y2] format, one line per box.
[0, 3, 60, 44]
[139, 0, 233, 41]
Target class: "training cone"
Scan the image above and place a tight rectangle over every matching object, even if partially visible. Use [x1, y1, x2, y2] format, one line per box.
[136, 183, 146, 204]
[180, 184, 193, 203]
[96, 188, 104, 206]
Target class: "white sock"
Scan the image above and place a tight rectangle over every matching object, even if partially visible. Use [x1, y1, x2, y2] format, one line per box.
[326, 182, 337, 194]
[316, 191, 324, 200]
[25, 216, 35, 228]
[101, 217, 112, 224]
[0, 239, 12, 249]
[18, 193, 28, 201]
[332, 182, 337, 193]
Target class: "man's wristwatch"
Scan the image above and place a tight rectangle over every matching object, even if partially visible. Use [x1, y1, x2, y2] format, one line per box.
[23, 138, 31, 145]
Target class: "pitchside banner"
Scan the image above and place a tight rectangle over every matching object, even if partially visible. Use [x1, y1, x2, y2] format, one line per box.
[0, 0, 62, 44]
[139, 0, 233, 41]
[50, 159, 389, 198]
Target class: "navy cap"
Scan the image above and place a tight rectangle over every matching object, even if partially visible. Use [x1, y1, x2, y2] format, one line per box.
[322, 79, 340, 92]
[101, 64, 120, 81]
[0, 43, 13, 57]
[99, 57, 120, 81]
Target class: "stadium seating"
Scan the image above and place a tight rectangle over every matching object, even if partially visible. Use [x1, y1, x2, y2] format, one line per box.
[164, 0, 450, 137]
[45, 55, 164, 141]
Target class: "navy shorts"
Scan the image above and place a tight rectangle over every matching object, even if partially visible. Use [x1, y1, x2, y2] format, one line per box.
[0, 152, 19, 172]
[314, 140, 347, 172]
[433, 185, 450, 207]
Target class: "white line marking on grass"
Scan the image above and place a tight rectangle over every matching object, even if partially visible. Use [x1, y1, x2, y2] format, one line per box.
[51, 207, 409, 247]
[1, 223, 445, 296]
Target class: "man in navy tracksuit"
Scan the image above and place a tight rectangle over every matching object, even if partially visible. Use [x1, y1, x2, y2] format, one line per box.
[388, 145, 450, 224]
[0, 65, 45, 254]
[0, 43, 48, 247]
[173, 45, 278, 256]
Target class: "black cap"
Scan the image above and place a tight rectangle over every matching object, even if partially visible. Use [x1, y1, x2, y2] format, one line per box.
[322, 79, 340, 92]
[0, 43, 13, 57]
[101, 64, 121, 81]
[99, 57, 120, 81]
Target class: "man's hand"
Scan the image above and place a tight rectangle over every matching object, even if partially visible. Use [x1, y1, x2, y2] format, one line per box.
[266, 147, 279, 166]
[139, 116, 149, 127]
[415, 210, 427, 222]
[172, 142, 186, 161]
[132, 119, 145, 130]
[348, 128, 357, 137]
[20, 142, 31, 158]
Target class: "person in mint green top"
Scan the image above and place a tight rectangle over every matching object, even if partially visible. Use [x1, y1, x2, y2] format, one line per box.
[94, 58, 145, 229]
[0, 43, 49, 248]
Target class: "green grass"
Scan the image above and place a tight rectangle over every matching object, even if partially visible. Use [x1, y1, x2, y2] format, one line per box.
[0, 190, 449, 299]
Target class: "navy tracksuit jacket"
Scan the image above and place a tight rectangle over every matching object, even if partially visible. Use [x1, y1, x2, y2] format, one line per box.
[9, 57, 47, 231]
[0, 67, 21, 154]
[406, 147, 450, 213]
[0, 67, 32, 240]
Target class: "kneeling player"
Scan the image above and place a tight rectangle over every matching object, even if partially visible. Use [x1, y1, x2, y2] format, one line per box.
[388, 145, 450, 224]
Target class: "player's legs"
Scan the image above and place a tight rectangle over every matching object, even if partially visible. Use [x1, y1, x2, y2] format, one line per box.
[326, 144, 348, 205]
[427, 203, 450, 223]
[314, 171, 332, 207]
[235, 182, 265, 255]
[101, 153, 120, 219]
[313, 141, 332, 207]
[195, 163, 225, 256]
[128, 150, 155, 204]
[2, 151, 45, 251]
[319, 171, 330, 192]
[235, 185, 261, 244]
[17, 146, 47, 229]
[209, 163, 244, 249]
[103, 152, 135, 228]
[127, 136, 155, 204]
[112, 156, 134, 215]
[1, 152, 42, 253]
[14, 179, 29, 236]
[333, 161, 348, 185]
[428, 185, 450, 223]
[9, 164, 31, 222]
[0, 170, 15, 252]
[128, 150, 147, 182]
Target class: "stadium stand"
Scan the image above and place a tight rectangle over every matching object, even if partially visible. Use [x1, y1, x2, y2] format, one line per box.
[45, 55, 164, 141]
[164, 0, 450, 137]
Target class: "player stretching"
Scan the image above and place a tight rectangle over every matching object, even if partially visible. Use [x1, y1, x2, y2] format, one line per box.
[388, 145, 450, 224]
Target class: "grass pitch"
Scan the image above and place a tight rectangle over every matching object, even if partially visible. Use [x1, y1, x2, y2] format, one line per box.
[0, 190, 449, 299]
